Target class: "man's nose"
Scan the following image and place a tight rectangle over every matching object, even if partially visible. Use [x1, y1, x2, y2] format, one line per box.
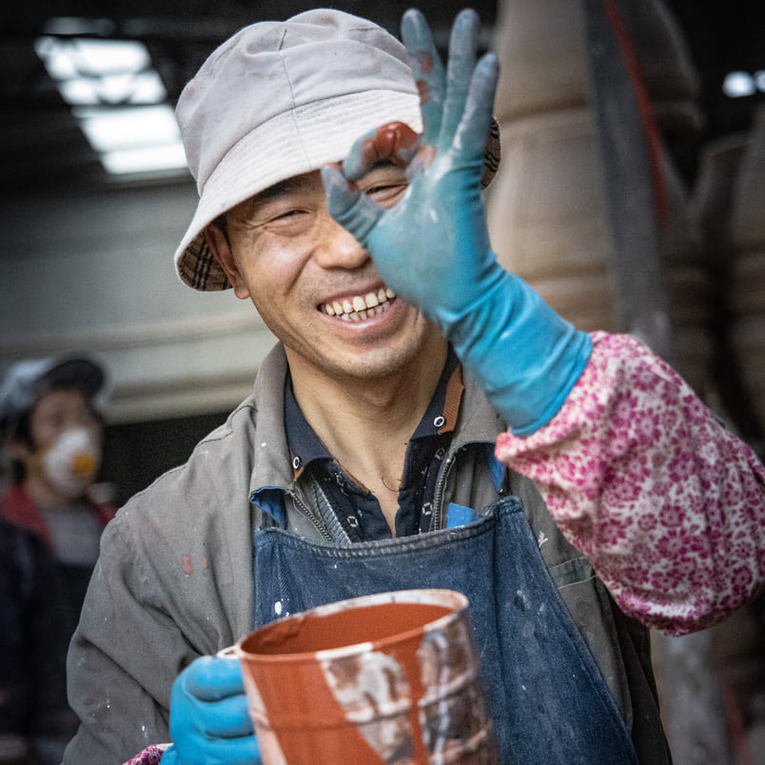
[313, 210, 370, 270]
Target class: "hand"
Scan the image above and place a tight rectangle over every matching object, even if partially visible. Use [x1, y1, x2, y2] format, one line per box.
[322, 8, 592, 435]
[322, 8, 497, 328]
[163, 656, 261, 765]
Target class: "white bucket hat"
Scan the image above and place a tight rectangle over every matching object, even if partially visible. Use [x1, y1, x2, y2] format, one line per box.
[173, 8, 500, 291]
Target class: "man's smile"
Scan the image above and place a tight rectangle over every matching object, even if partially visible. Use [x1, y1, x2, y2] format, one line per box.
[319, 286, 396, 322]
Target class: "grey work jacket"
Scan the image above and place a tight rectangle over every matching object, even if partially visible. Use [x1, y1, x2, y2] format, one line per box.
[63, 344, 669, 764]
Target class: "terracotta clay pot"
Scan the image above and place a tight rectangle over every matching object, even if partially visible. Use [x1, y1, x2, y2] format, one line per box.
[233, 589, 497, 765]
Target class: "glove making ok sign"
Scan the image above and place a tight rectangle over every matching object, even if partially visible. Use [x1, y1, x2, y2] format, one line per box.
[322, 8, 592, 436]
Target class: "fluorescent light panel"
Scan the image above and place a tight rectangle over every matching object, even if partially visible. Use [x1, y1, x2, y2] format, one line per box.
[76, 105, 180, 151]
[101, 144, 189, 175]
[35, 27, 187, 177]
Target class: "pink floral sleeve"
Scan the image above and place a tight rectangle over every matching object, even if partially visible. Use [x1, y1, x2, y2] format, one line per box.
[496, 332, 765, 636]
[122, 744, 170, 765]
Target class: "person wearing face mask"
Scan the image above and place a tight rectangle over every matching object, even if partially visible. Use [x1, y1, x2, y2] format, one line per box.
[0, 354, 115, 765]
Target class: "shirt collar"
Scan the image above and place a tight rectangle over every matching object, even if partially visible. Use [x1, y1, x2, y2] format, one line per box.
[283, 373, 332, 479]
[284, 346, 465, 480]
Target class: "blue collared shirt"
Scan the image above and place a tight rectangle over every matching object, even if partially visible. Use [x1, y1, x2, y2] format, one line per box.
[284, 349, 464, 540]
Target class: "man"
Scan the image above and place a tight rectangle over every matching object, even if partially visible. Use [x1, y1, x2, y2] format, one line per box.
[63, 8, 765, 765]
[0, 354, 115, 763]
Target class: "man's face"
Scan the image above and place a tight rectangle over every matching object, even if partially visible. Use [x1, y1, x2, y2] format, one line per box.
[207, 166, 443, 384]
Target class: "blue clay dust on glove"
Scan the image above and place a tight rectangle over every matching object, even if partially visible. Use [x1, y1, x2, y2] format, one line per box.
[322, 9, 592, 436]
[162, 656, 261, 765]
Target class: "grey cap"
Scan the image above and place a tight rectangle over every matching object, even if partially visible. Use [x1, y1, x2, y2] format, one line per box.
[0, 355, 107, 437]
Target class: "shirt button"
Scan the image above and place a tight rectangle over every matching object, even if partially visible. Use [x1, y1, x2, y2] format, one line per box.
[292, 456, 302, 470]
[433, 415, 446, 428]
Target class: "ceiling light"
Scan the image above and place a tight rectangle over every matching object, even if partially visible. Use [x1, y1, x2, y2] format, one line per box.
[100, 144, 189, 175]
[35, 36, 151, 79]
[722, 71, 756, 98]
[58, 72, 166, 106]
[72, 38, 150, 75]
[41, 17, 116, 36]
[76, 105, 180, 152]
[36, 25, 189, 178]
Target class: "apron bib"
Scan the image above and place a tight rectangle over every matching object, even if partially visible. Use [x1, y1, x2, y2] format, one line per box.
[252, 498, 638, 764]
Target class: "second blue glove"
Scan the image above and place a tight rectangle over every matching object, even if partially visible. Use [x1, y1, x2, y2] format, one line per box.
[164, 655, 261, 765]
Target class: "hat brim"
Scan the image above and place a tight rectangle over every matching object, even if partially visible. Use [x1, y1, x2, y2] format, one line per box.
[37, 357, 105, 401]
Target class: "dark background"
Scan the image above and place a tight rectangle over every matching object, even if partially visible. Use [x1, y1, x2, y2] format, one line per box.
[2, 0, 764, 193]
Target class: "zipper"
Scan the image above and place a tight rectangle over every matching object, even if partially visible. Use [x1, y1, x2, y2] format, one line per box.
[430, 452, 456, 531]
[289, 489, 334, 542]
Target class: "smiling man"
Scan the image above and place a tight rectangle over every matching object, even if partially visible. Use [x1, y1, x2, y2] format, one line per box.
[204, 166, 447, 530]
[63, 8, 765, 765]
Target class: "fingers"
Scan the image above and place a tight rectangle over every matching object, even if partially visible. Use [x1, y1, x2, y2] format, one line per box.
[441, 9, 480, 150]
[401, 9, 445, 146]
[402, 8, 494, 170]
[341, 123, 420, 181]
[165, 739, 262, 765]
[184, 655, 245, 701]
[192, 736, 262, 765]
[170, 656, 259, 765]
[321, 164, 385, 246]
[453, 52, 500, 168]
[189, 690, 254, 739]
[179, 657, 253, 738]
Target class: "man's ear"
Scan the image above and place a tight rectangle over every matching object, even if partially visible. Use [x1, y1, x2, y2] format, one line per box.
[204, 224, 251, 300]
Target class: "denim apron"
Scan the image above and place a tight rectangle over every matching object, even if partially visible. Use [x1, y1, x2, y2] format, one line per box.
[252, 497, 638, 764]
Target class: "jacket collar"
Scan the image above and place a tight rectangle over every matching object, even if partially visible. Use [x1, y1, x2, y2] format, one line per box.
[246, 343, 507, 499]
[451, 367, 507, 451]
[247, 343, 295, 500]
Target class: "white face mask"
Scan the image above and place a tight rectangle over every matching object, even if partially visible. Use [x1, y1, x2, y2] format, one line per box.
[42, 427, 102, 499]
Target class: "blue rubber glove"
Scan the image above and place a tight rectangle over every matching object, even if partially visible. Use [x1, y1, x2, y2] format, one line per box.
[162, 656, 261, 765]
[322, 9, 592, 436]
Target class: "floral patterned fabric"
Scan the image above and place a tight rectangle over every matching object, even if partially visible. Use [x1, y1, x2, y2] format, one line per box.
[122, 743, 169, 765]
[496, 332, 765, 636]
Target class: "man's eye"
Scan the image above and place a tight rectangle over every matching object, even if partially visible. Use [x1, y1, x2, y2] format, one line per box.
[258, 208, 310, 228]
[365, 184, 407, 206]
[253, 208, 313, 233]
[273, 209, 304, 220]
[365, 184, 401, 195]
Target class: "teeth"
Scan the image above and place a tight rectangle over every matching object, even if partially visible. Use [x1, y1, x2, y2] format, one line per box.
[321, 288, 396, 318]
